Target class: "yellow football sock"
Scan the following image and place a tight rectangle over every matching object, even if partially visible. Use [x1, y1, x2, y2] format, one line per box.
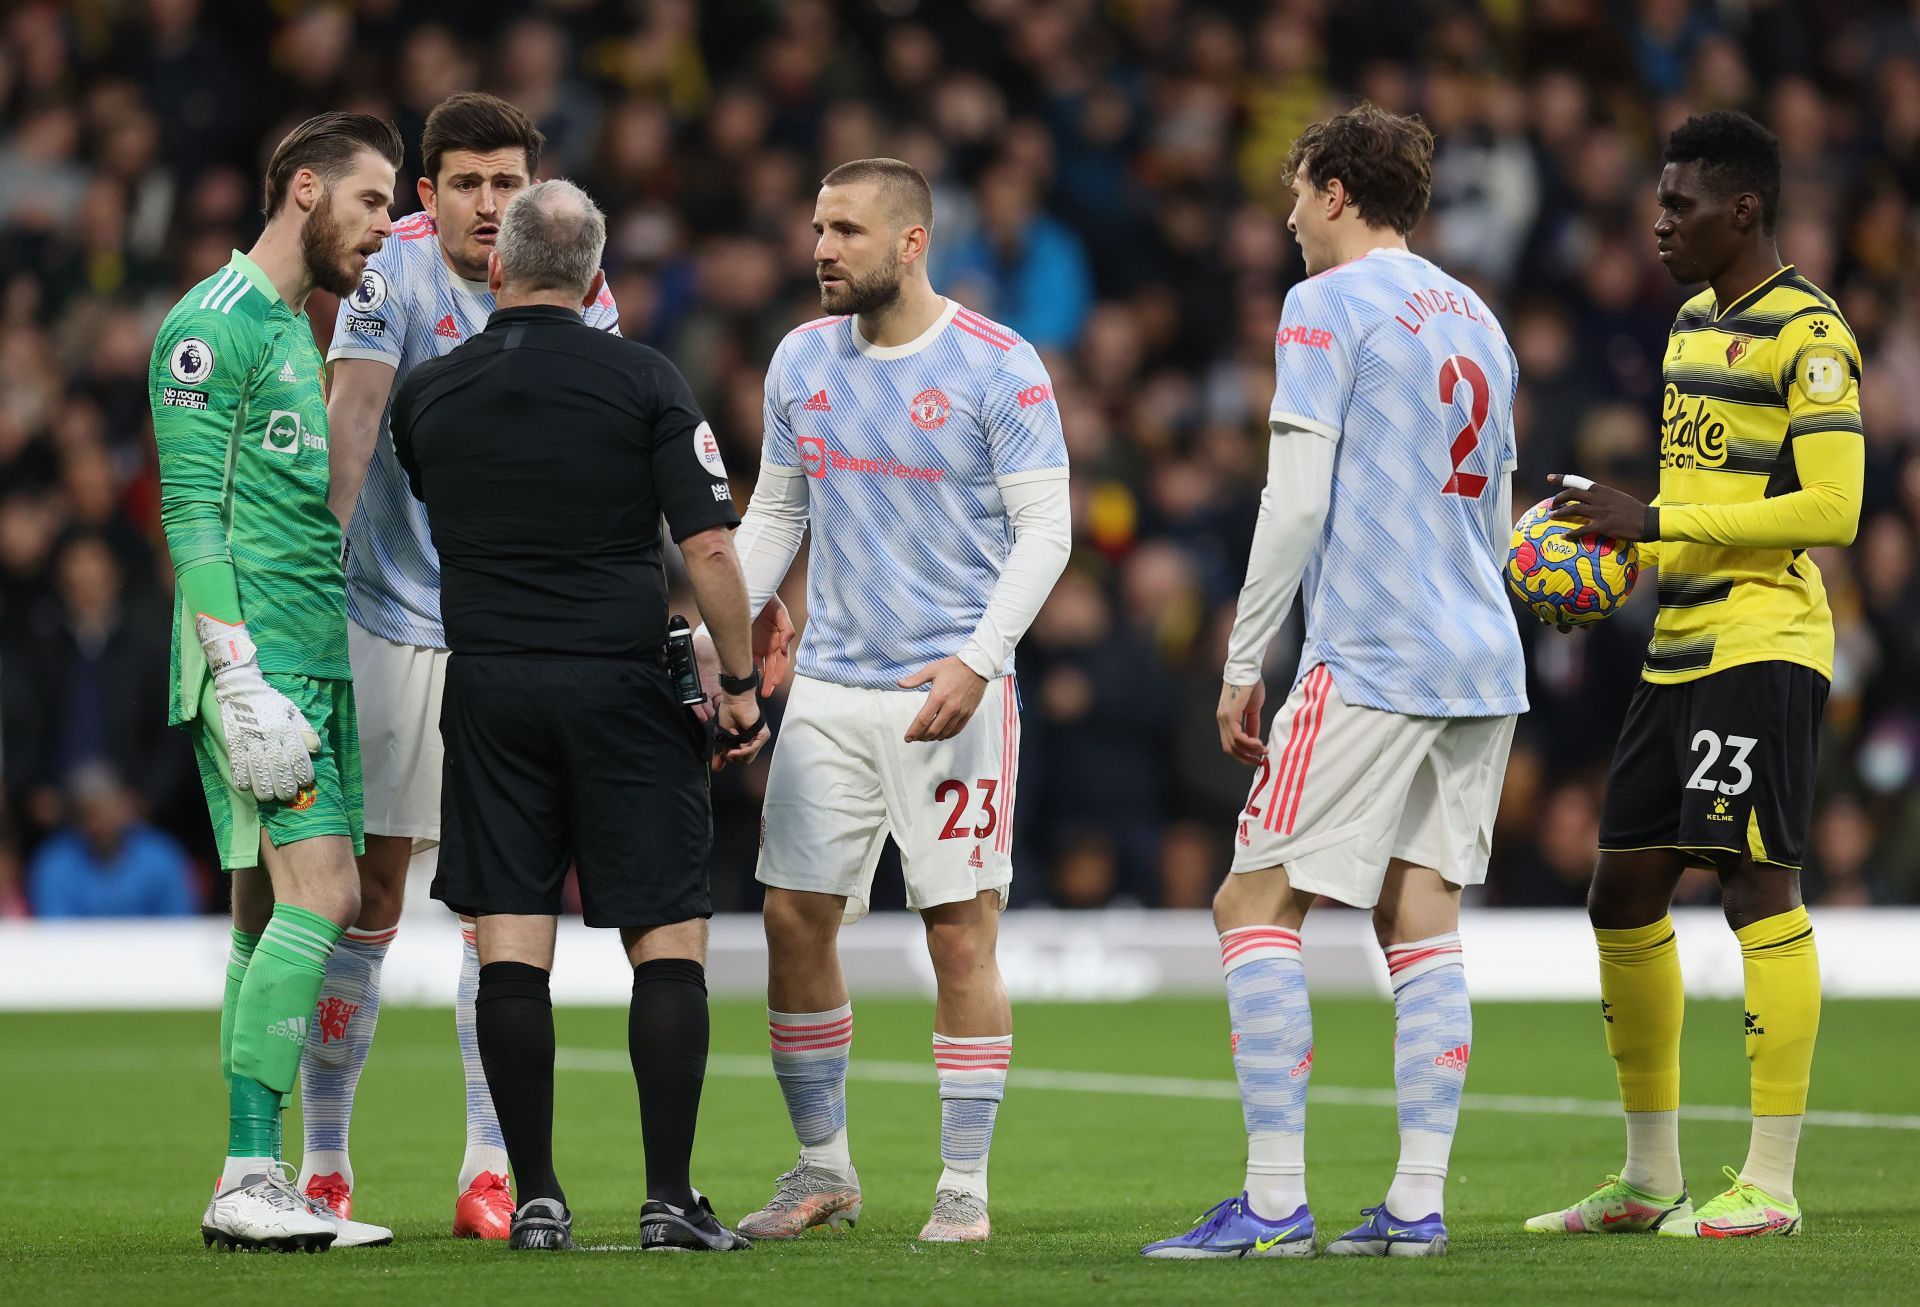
[1595, 917, 1683, 1113]
[1737, 906, 1820, 1118]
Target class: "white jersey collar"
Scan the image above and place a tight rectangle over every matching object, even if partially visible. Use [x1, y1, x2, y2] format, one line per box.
[853, 297, 959, 360]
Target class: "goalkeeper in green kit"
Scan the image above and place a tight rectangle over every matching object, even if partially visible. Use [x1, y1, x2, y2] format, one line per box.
[149, 112, 402, 1252]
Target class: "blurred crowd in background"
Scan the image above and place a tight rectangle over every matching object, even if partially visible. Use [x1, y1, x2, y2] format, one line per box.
[5, 0, 1920, 920]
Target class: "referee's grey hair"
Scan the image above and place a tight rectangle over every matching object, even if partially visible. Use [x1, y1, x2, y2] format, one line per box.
[495, 179, 606, 295]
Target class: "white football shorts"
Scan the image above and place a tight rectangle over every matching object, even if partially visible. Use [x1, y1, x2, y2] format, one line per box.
[757, 674, 1020, 923]
[1229, 663, 1516, 909]
[347, 618, 446, 848]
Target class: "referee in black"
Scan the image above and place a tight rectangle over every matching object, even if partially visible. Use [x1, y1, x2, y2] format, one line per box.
[391, 179, 767, 1253]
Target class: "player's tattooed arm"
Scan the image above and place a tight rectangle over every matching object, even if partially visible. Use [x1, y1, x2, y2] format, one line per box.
[1217, 681, 1267, 765]
[1548, 473, 1658, 543]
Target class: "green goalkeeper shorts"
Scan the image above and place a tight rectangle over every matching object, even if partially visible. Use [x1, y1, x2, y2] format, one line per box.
[188, 672, 365, 871]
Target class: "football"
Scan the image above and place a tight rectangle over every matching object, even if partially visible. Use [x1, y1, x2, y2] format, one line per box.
[1507, 497, 1640, 627]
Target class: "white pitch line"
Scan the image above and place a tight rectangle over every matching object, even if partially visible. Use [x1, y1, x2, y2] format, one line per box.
[553, 1049, 1920, 1132]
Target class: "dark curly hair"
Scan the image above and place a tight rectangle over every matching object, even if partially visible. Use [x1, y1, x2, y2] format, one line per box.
[1282, 104, 1434, 236]
[1664, 111, 1782, 232]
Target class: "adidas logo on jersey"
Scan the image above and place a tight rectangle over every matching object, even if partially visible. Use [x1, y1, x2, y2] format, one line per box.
[1434, 1043, 1471, 1071]
[802, 389, 832, 411]
[267, 1016, 310, 1044]
[278, 360, 297, 383]
[968, 845, 984, 869]
[434, 314, 461, 339]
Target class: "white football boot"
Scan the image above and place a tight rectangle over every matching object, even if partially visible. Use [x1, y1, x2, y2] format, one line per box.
[202, 1169, 337, 1252]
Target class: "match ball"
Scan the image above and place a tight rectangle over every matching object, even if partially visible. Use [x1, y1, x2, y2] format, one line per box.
[1507, 498, 1639, 627]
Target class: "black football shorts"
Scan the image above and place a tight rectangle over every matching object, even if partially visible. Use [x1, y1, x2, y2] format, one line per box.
[1598, 660, 1828, 870]
[433, 654, 714, 928]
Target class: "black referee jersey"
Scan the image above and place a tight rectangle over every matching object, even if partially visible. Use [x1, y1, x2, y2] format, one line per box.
[391, 303, 739, 657]
[391, 302, 740, 928]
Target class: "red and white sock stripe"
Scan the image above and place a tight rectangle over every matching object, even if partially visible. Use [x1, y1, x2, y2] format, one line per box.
[343, 925, 397, 950]
[1385, 932, 1464, 987]
[1264, 665, 1333, 835]
[460, 925, 477, 949]
[933, 1033, 1013, 1083]
[769, 1005, 854, 1060]
[1219, 925, 1302, 975]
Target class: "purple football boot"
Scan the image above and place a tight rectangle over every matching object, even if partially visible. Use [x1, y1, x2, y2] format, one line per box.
[1324, 1203, 1448, 1257]
[1141, 1193, 1316, 1259]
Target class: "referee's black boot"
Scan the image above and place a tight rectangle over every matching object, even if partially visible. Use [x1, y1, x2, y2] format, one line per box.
[640, 1192, 752, 1252]
[509, 1198, 574, 1251]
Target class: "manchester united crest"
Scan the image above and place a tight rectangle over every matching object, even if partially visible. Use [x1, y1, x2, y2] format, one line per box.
[909, 387, 951, 430]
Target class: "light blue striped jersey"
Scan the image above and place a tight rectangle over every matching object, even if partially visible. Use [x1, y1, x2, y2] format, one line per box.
[1272, 248, 1526, 717]
[763, 299, 1068, 689]
[327, 210, 620, 648]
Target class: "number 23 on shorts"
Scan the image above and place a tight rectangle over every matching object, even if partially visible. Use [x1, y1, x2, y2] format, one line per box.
[935, 778, 999, 841]
[1686, 729, 1756, 796]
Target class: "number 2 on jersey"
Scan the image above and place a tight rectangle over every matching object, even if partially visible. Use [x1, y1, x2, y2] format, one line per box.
[1438, 354, 1491, 498]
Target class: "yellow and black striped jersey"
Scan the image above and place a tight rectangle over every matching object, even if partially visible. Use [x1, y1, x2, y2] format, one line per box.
[1646, 265, 1864, 684]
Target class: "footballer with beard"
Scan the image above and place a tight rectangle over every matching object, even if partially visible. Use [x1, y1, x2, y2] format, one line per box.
[148, 111, 402, 1252]
[717, 159, 1071, 1245]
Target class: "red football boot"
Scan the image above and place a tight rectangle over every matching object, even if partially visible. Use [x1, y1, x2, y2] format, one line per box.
[453, 1171, 513, 1240]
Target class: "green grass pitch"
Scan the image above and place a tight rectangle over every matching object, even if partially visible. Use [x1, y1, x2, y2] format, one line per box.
[3, 997, 1914, 1305]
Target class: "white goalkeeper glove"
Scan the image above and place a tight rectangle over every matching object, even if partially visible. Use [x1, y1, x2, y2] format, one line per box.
[196, 614, 322, 802]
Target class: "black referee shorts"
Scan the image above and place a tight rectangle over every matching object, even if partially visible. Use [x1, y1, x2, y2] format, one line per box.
[1597, 660, 1828, 871]
[432, 654, 713, 928]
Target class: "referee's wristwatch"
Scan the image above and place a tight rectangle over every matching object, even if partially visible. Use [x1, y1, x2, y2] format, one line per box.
[719, 666, 761, 696]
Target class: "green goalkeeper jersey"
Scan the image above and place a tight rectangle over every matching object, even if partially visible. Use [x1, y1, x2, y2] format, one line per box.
[150, 250, 347, 725]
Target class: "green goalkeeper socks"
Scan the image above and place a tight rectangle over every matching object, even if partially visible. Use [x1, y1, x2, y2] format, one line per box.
[219, 928, 260, 1087]
[227, 1073, 280, 1161]
[229, 906, 342, 1139]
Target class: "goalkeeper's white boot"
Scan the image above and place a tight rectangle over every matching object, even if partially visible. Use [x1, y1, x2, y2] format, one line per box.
[299, 1173, 394, 1248]
[202, 1170, 337, 1252]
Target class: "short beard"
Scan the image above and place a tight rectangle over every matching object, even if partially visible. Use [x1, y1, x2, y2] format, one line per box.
[445, 242, 489, 282]
[820, 263, 902, 317]
[300, 193, 359, 297]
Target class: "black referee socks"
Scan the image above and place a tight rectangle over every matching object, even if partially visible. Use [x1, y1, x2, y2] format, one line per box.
[629, 958, 711, 1209]
[476, 961, 564, 1207]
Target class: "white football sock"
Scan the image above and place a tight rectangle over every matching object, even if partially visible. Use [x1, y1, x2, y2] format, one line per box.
[456, 925, 511, 1190]
[1220, 927, 1312, 1220]
[297, 925, 394, 1191]
[1739, 1114, 1803, 1202]
[1385, 1131, 1450, 1218]
[769, 1005, 855, 1174]
[1246, 1131, 1307, 1220]
[934, 1033, 1011, 1202]
[1622, 1109, 1684, 1198]
[1383, 935, 1470, 1219]
[220, 1156, 276, 1191]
